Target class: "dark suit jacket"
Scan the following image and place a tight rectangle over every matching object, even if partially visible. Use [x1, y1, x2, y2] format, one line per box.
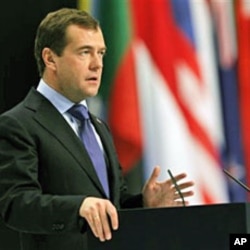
[0, 88, 142, 250]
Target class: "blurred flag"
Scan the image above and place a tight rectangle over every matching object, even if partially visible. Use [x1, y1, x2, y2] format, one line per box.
[236, 0, 250, 200]
[130, 0, 228, 204]
[209, 0, 246, 202]
[95, 0, 143, 173]
[79, 0, 230, 204]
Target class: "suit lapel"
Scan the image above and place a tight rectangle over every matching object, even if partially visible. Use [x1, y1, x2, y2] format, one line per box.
[24, 89, 107, 196]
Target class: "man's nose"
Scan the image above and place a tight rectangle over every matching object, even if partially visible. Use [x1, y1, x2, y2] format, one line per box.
[90, 54, 103, 70]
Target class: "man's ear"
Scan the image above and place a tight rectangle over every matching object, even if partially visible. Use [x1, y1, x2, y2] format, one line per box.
[42, 48, 56, 71]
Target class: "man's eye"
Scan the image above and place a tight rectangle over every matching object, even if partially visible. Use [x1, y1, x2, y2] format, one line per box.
[81, 50, 89, 55]
[99, 51, 106, 57]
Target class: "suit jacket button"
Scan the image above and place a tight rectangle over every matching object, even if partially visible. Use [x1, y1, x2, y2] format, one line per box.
[52, 223, 65, 231]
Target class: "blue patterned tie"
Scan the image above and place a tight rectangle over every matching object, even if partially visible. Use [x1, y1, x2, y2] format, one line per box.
[68, 104, 110, 197]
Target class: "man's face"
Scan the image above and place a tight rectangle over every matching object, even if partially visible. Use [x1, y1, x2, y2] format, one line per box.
[51, 24, 106, 102]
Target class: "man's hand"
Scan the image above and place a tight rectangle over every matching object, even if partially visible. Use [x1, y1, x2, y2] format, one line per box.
[79, 197, 118, 241]
[142, 166, 194, 207]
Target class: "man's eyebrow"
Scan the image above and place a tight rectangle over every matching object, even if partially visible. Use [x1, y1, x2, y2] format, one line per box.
[77, 45, 107, 51]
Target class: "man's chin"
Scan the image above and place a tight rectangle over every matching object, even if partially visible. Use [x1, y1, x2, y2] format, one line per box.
[87, 88, 99, 97]
[86, 91, 98, 98]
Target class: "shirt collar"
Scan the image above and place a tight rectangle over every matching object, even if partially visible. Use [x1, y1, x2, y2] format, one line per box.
[36, 79, 87, 114]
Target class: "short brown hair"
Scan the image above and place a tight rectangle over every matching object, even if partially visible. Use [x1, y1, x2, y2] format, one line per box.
[34, 8, 99, 76]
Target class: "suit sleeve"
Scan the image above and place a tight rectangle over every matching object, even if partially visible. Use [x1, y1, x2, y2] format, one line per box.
[0, 115, 86, 234]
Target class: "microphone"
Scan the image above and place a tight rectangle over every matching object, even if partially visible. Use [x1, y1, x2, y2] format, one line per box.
[223, 168, 250, 192]
[167, 169, 186, 206]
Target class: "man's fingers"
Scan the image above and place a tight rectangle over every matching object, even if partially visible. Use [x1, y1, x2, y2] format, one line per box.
[98, 203, 118, 241]
[175, 200, 190, 206]
[94, 202, 118, 241]
[88, 212, 111, 242]
[87, 215, 99, 239]
[181, 190, 194, 197]
[93, 214, 106, 242]
[147, 166, 161, 185]
[177, 181, 194, 190]
[107, 205, 119, 231]
[170, 173, 194, 191]
[80, 198, 119, 242]
[172, 173, 187, 182]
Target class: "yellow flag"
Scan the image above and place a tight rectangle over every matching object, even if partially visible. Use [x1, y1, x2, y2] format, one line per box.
[77, 0, 90, 11]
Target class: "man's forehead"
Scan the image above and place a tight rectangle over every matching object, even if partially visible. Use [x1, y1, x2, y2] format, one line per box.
[65, 25, 105, 47]
[66, 24, 101, 36]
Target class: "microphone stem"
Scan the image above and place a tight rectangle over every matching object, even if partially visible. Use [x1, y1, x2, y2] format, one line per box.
[223, 169, 250, 192]
[167, 169, 186, 207]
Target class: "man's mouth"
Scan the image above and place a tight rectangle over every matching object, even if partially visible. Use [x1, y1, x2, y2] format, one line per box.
[86, 76, 98, 81]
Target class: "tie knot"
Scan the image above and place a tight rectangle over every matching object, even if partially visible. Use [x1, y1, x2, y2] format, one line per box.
[68, 104, 89, 121]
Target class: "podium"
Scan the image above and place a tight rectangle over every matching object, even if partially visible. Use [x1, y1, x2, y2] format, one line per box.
[87, 203, 250, 250]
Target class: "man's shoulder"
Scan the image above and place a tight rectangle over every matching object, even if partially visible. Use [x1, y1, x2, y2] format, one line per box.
[1, 88, 53, 117]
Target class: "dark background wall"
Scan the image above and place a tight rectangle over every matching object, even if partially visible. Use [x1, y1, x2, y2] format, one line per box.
[0, 1, 76, 249]
[0, 0, 76, 113]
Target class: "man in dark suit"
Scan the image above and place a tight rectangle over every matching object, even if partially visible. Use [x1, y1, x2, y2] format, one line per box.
[0, 8, 194, 250]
